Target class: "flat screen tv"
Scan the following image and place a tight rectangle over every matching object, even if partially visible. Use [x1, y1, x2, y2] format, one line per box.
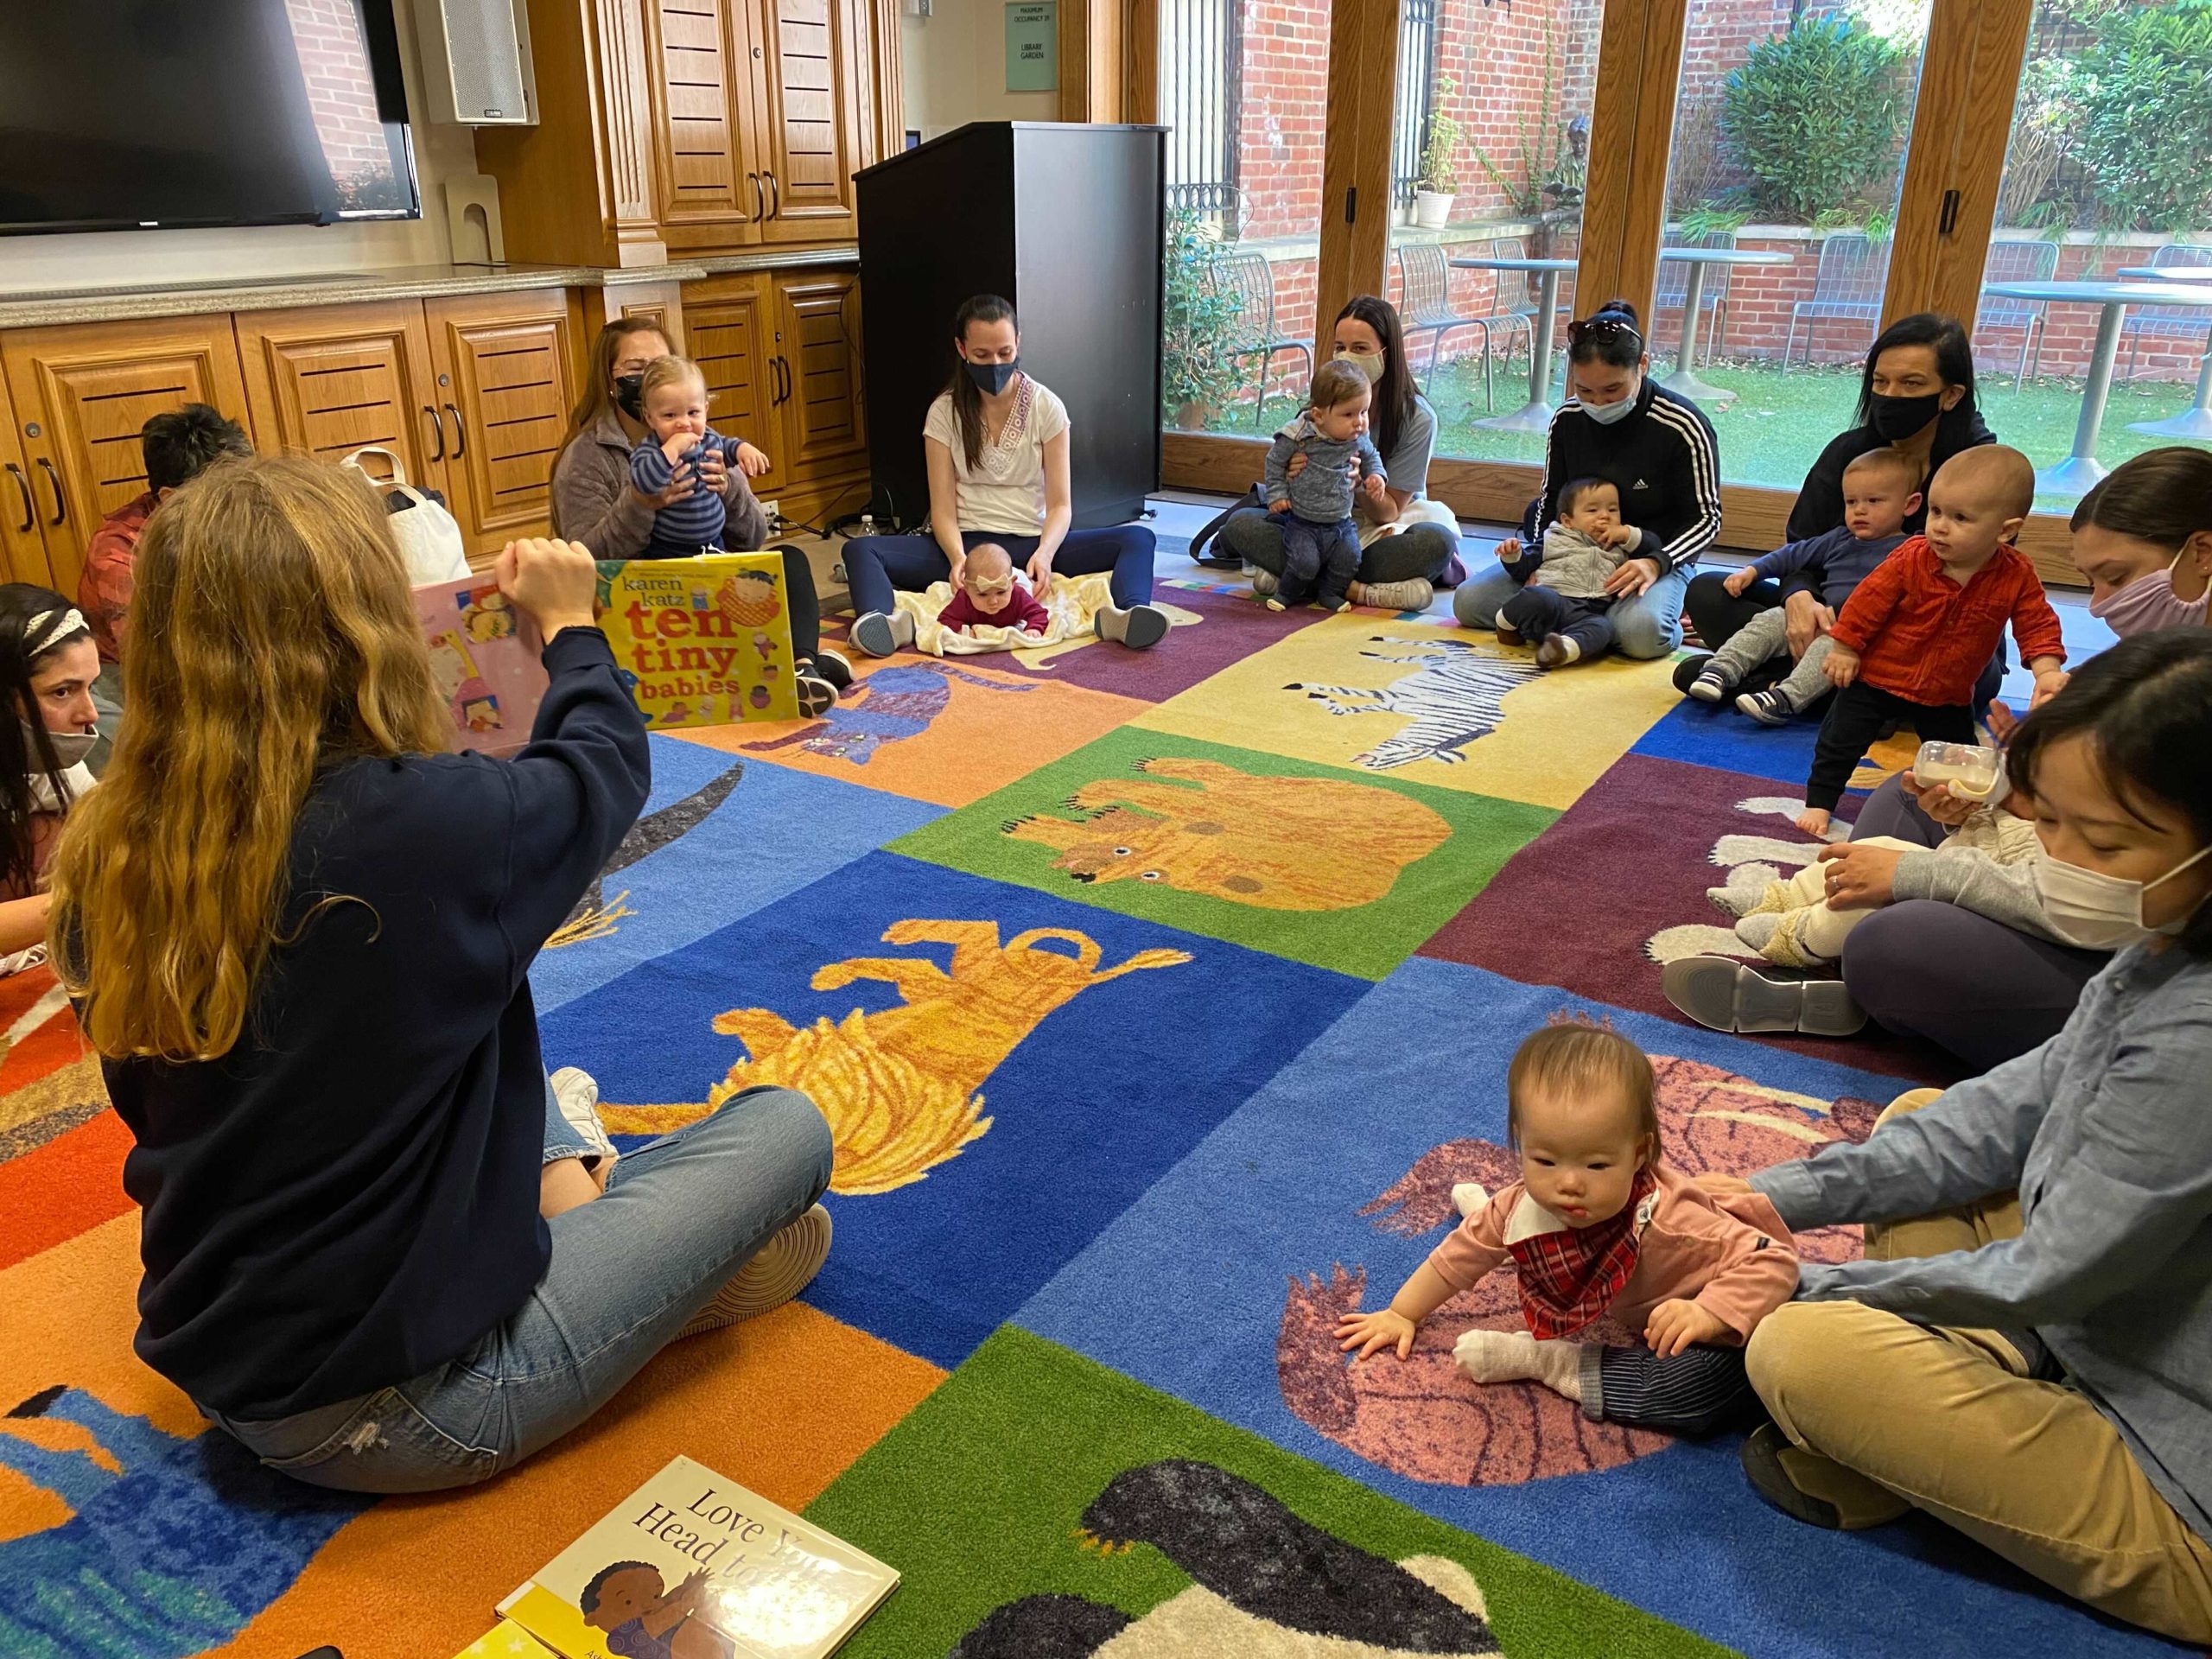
[0, 0, 420, 236]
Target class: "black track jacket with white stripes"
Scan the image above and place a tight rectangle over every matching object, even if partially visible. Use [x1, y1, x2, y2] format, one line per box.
[1510, 379, 1722, 578]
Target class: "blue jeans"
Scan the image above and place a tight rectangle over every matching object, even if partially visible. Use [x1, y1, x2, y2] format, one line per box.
[202, 1086, 835, 1493]
[1453, 560, 1691, 659]
[1274, 512, 1361, 606]
[842, 527, 1155, 617]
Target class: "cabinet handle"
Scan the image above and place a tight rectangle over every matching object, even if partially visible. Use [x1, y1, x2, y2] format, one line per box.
[424, 404, 445, 461]
[444, 404, 467, 458]
[35, 459, 63, 526]
[4, 464, 29, 533]
[778, 355, 792, 404]
[767, 172, 781, 219]
[749, 172, 763, 221]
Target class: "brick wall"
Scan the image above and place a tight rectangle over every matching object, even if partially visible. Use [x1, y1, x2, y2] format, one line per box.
[283, 0, 400, 193]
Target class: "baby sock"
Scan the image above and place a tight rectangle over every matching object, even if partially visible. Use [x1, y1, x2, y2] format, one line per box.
[1451, 1181, 1490, 1219]
[1452, 1329, 1586, 1402]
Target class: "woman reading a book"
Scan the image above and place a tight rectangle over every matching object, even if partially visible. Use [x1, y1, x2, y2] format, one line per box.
[49, 457, 836, 1493]
[0, 585, 103, 976]
[551, 317, 849, 709]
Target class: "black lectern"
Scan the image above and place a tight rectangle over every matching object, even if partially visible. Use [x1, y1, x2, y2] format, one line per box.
[855, 122, 1166, 530]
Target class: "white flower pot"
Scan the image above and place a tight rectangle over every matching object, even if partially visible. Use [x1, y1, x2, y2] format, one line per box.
[1414, 190, 1454, 230]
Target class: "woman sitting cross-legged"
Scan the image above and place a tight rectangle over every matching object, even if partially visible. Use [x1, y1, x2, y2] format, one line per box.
[1452, 300, 1721, 659]
[51, 456, 835, 1494]
[0, 587, 103, 976]
[1214, 294, 1470, 611]
[842, 294, 1166, 657]
[1714, 630, 2212, 1644]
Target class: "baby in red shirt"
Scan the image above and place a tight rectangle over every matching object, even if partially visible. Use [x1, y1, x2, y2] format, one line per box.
[938, 542, 1050, 640]
[1796, 445, 2066, 837]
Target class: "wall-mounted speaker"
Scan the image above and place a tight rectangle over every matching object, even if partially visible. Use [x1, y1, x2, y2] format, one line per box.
[414, 0, 538, 126]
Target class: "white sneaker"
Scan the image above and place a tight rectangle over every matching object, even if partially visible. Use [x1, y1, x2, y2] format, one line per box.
[1349, 577, 1434, 612]
[549, 1066, 616, 1167]
[682, 1204, 834, 1338]
[1250, 569, 1279, 597]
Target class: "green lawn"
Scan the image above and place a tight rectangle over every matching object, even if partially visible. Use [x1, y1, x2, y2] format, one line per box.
[1211, 355, 2211, 516]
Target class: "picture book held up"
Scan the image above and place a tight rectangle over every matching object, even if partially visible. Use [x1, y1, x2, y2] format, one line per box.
[596, 554, 800, 728]
[414, 575, 550, 758]
[497, 1455, 897, 1659]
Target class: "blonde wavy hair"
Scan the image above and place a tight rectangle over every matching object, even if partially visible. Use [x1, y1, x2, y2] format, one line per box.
[639, 353, 706, 412]
[50, 455, 451, 1061]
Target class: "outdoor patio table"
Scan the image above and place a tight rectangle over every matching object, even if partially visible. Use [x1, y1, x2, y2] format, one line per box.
[1980, 278, 2212, 494]
[1655, 245, 1792, 408]
[1446, 254, 1575, 432]
[2113, 265, 2212, 441]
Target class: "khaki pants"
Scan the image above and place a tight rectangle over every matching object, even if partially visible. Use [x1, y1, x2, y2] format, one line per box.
[1745, 1089, 2212, 1643]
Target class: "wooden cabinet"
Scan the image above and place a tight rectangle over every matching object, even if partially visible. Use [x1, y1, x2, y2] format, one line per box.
[749, 0, 873, 245]
[422, 291, 586, 559]
[687, 275, 787, 499]
[236, 301, 446, 488]
[0, 375, 55, 590]
[493, 0, 880, 262]
[232, 289, 583, 563]
[681, 266, 867, 523]
[767, 270, 866, 474]
[0, 316, 251, 601]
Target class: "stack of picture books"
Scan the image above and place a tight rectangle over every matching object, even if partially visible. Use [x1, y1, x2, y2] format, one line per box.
[414, 552, 804, 753]
[454, 1456, 897, 1659]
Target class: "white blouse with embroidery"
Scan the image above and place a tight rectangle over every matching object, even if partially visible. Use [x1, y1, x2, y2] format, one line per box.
[921, 376, 1071, 537]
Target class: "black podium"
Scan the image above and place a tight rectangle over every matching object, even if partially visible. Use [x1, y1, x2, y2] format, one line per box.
[855, 122, 1165, 530]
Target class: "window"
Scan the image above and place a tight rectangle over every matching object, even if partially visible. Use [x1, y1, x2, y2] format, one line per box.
[1393, 0, 1439, 207]
[1160, 0, 1242, 225]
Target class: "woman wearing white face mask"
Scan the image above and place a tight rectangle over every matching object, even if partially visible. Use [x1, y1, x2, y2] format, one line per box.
[1214, 295, 1469, 611]
[0, 587, 101, 975]
[1452, 300, 1722, 659]
[1708, 629, 2212, 1645]
[2069, 446, 2212, 637]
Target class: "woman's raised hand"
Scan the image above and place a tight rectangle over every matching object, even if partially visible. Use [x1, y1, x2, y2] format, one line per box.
[497, 537, 601, 637]
[1899, 766, 1980, 828]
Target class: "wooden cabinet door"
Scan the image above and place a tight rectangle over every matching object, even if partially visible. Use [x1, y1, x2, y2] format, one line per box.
[0, 375, 54, 590]
[684, 276, 790, 501]
[767, 272, 867, 477]
[422, 291, 583, 559]
[234, 302, 445, 490]
[751, 0, 872, 245]
[645, 0, 766, 251]
[0, 316, 250, 601]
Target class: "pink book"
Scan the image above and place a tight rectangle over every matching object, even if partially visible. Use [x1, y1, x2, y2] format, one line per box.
[413, 575, 549, 758]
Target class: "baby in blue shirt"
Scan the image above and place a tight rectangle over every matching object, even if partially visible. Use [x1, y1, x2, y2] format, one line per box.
[626, 356, 767, 560]
[1262, 359, 1395, 612]
[1686, 447, 1919, 723]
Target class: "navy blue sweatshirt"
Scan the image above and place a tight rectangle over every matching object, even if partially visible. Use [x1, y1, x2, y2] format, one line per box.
[106, 627, 651, 1420]
[1510, 379, 1722, 581]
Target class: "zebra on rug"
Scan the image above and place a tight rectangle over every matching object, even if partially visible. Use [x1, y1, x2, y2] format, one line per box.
[1285, 638, 1541, 771]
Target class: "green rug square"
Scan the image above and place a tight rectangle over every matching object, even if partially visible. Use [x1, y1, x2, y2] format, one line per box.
[888, 727, 1556, 981]
[804, 1325, 1726, 1658]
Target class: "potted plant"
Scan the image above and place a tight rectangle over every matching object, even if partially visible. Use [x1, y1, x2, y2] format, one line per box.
[1160, 207, 1246, 429]
[1415, 79, 1463, 229]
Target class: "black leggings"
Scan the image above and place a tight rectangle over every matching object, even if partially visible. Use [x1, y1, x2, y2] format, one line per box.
[1807, 681, 1974, 812]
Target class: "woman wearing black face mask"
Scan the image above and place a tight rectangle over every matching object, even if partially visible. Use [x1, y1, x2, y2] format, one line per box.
[840, 294, 1166, 655]
[549, 318, 845, 697]
[1680, 314, 1997, 699]
[0, 586, 101, 976]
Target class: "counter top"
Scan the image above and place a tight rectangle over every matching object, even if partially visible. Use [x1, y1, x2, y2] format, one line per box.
[0, 248, 860, 329]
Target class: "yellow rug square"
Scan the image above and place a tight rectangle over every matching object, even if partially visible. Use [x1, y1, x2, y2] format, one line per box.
[1132, 614, 1684, 810]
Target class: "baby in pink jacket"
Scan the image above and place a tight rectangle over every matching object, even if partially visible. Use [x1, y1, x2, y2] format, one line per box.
[1337, 1022, 1800, 1435]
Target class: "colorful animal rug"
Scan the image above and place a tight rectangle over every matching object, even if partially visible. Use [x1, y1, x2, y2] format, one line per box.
[1, 563, 2158, 1659]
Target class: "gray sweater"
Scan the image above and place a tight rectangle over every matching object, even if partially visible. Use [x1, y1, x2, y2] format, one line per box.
[1891, 846, 2063, 943]
[1265, 416, 1385, 524]
[1530, 523, 1629, 601]
[1752, 942, 2212, 1541]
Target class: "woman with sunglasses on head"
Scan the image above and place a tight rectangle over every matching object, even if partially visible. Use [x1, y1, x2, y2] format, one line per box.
[1452, 301, 1721, 658]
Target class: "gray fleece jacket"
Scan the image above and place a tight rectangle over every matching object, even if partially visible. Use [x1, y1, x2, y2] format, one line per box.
[1531, 523, 1630, 601]
[1265, 416, 1385, 524]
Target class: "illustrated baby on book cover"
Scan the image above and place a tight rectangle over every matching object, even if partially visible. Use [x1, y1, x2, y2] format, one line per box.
[498, 1456, 896, 1659]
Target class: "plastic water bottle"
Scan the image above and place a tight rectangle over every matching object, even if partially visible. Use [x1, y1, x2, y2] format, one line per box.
[859, 513, 876, 537]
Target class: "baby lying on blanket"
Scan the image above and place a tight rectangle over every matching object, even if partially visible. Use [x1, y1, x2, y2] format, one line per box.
[889, 544, 1136, 657]
[1710, 782, 2056, 969]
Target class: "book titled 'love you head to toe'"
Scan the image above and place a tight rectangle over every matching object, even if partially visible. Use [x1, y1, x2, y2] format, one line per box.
[496, 1455, 898, 1659]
